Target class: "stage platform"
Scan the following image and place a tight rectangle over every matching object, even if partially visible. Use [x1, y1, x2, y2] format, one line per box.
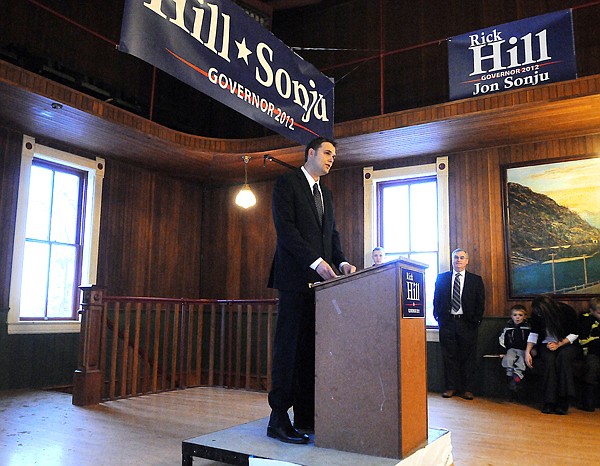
[182, 417, 452, 466]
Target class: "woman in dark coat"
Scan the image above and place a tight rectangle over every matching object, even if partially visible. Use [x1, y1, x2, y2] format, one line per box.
[525, 295, 580, 414]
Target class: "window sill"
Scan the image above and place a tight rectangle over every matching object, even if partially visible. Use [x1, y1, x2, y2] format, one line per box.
[7, 321, 81, 335]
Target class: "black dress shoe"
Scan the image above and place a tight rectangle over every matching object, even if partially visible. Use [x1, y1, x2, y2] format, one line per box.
[267, 424, 309, 444]
[267, 410, 309, 444]
[555, 399, 569, 415]
[293, 423, 314, 434]
[554, 405, 568, 415]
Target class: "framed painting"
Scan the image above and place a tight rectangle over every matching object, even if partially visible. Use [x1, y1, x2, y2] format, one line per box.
[502, 156, 600, 298]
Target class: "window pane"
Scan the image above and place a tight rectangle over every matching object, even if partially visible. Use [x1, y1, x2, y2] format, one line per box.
[25, 166, 53, 241]
[377, 175, 439, 326]
[409, 252, 439, 326]
[47, 244, 77, 318]
[20, 241, 50, 318]
[385, 253, 408, 262]
[50, 171, 80, 244]
[410, 182, 438, 251]
[382, 185, 409, 251]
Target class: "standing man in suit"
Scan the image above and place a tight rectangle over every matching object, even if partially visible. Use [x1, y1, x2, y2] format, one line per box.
[267, 137, 356, 444]
[433, 248, 485, 400]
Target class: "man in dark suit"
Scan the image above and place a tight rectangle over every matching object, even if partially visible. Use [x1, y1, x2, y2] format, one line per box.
[433, 248, 485, 400]
[267, 137, 356, 444]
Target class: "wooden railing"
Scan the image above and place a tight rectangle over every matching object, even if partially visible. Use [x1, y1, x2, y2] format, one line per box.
[72, 285, 278, 405]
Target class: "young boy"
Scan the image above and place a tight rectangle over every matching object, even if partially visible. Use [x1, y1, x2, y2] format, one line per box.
[499, 304, 531, 392]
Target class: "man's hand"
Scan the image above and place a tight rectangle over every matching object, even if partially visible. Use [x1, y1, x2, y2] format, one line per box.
[316, 261, 338, 280]
[340, 263, 356, 275]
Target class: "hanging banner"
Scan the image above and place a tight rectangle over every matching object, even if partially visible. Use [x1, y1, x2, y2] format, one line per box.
[119, 0, 334, 145]
[448, 9, 576, 101]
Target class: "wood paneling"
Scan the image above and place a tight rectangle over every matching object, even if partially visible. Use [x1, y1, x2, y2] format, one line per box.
[199, 165, 364, 299]
[97, 158, 204, 298]
[200, 129, 598, 319]
[2, 55, 599, 186]
[325, 165, 365, 269]
[200, 179, 279, 299]
[0, 128, 21, 310]
[449, 134, 600, 317]
[2, 0, 599, 393]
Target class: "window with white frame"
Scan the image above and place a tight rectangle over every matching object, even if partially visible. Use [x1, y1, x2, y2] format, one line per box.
[364, 158, 449, 327]
[8, 135, 104, 334]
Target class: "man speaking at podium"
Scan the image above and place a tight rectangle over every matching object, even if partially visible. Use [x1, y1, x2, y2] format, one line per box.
[267, 137, 356, 444]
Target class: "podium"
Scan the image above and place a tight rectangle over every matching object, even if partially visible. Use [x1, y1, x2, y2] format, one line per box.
[313, 258, 428, 459]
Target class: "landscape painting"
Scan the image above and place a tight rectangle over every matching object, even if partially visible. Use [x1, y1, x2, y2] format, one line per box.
[503, 156, 600, 298]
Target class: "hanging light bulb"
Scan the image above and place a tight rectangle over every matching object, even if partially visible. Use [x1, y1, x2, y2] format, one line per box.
[235, 156, 256, 208]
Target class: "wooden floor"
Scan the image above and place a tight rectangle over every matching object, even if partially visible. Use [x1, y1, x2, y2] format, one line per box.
[1, 387, 599, 465]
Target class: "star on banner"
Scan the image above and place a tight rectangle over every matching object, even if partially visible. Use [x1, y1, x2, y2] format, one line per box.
[236, 38, 252, 65]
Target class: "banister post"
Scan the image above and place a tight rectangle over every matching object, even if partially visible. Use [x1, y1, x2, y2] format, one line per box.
[72, 285, 104, 406]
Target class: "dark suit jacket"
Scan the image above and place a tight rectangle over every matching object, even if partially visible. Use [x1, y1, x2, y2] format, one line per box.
[268, 168, 347, 291]
[433, 270, 485, 325]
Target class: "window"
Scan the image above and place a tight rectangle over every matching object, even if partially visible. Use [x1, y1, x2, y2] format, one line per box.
[20, 160, 85, 320]
[8, 136, 104, 334]
[364, 158, 449, 327]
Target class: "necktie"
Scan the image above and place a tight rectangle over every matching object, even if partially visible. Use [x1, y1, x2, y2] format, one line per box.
[313, 183, 323, 226]
[452, 273, 461, 312]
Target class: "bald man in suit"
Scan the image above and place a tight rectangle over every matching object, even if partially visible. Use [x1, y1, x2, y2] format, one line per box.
[266, 137, 356, 444]
[433, 248, 485, 400]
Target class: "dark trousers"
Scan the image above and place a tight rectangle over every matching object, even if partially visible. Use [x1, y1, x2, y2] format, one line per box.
[582, 353, 600, 386]
[268, 290, 315, 426]
[538, 343, 578, 403]
[439, 316, 479, 392]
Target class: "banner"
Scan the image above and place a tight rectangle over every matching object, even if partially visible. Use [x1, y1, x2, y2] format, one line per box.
[119, 0, 334, 145]
[448, 10, 576, 100]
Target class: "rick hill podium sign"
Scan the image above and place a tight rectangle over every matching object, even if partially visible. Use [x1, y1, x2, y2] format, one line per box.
[313, 257, 428, 459]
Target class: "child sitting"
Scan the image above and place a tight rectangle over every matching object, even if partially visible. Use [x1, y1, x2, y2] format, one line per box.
[499, 304, 531, 393]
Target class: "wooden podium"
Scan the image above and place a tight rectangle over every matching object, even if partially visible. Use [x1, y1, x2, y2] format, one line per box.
[313, 258, 428, 459]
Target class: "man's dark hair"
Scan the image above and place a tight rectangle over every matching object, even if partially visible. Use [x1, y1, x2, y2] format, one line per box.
[304, 137, 337, 162]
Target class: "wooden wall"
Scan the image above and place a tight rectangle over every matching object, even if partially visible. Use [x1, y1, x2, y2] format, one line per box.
[200, 180, 278, 299]
[0, 128, 80, 389]
[200, 133, 598, 319]
[0, 128, 207, 389]
[0, 128, 21, 311]
[1, 125, 598, 390]
[198, 164, 365, 299]
[449, 134, 600, 317]
[97, 158, 204, 297]
[2, 0, 599, 389]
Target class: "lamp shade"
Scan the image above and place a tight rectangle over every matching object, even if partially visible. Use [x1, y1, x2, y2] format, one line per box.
[235, 184, 256, 208]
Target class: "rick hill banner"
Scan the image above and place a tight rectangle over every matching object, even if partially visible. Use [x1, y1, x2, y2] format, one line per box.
[402, 268, 424, 319]
[448, 9, 576, 101]
[119, 0, 334, 145]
